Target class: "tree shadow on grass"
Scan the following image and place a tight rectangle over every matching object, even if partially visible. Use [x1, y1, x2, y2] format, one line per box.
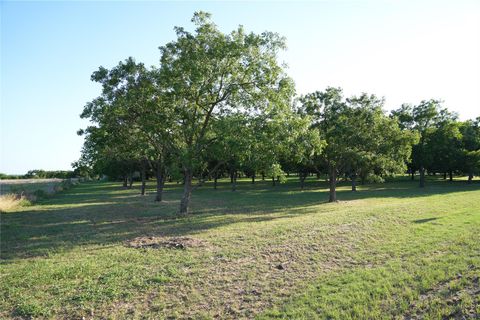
[1, 179, 478, 261]
[413, 217, 440, 224]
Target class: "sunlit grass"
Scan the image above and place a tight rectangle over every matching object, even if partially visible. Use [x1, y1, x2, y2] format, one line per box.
[0, 176, 479, 319]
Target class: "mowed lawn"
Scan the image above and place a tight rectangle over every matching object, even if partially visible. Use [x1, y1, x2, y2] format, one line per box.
[0, 177, 479, 319]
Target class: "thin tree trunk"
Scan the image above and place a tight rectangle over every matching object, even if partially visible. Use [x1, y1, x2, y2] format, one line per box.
[419, 167, 425, 188]
[272, 176, 276, 187]
[141, 161, 146, 196]
[128, 173, 133, 189]
[449, 170, 453, 182]
[232, 171, 237, 192]
[411, 170, 415, 180]
[361, 174, 366, 185]
[300, 173, 305, 190]
[251, 173, 255, 184]
[123, 175, 128, 188]
[351, 173, 357, 192]
[179, 169, 192, 215]
[214, 176, 218, 190]
[155, 161, 165, 202]
[261, 173, 265, 181]
[443, 172, 447, 180]
[468, 172, 473, 184]
[329, 166, 337, 202]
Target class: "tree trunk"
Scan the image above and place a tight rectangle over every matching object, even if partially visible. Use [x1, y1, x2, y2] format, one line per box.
[272, 176, 276, 187]
[411, 170, 415, 180]
[419, 167, 425, 188]
[443, 172, 447, 180]
[155, 162, 165, 202]
[128, 173, 133, 189]
[449, 170, 453, 182]
[179, 169, 192, 215]
[261, 173, 265, 181]
[230, 170, 234, 184]
[141, 161, 146, 196]
[468, 171, 473, 184]
[351, 173, 357, 192]
[123, 175, 128, 188]
[328, 166, 337, 202]
[300, 173, 305, 190]
[251, 173, 255, 184]
[214, 176, 218, 190]
[316, 172, 321, 180]
[232, 171, 237, 192]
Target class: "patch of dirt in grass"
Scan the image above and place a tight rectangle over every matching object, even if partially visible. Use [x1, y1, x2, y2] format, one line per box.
[102, 216, 394, 319]
[126, 236, 210, 250]
[138, 224, 372, 319]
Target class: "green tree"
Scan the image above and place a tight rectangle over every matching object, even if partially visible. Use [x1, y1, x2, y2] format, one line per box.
[159, 12, 293, 214]
[425, 121, 463, 181]
[299, 87, 352, 202]
[392, 99, 456, 187]
[80, 58, 179, 200]
[459, 118, 480, 183]
[346, 94, 416, 191]
[301, 88, 416, 201]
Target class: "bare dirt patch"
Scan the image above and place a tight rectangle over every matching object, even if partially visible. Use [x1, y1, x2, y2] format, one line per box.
[126, 236, 210, 250]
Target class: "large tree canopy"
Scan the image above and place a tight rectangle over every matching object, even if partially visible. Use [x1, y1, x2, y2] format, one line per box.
[392, 100, 457, 187]
[158, 11, 294, 214]
[299, 88, 415, 202]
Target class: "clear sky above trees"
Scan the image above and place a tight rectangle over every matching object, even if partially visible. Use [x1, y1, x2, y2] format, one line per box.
[1, 0, 479, 174]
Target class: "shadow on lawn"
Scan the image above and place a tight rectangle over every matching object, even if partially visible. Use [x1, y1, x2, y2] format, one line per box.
[1, 179, 478, 261]
[413, 217, 440, 224]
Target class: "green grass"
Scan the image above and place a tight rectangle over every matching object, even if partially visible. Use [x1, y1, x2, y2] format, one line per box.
[0, 179, 65, 196]
[0, 176, 479, 319]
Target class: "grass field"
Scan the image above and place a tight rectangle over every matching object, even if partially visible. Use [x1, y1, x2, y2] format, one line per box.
[1, 177, 479, 319]
[0, 178, 79, 212]
[0, 179, 65, 195]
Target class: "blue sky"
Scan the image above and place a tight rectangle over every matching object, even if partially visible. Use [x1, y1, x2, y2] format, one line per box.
[1, 1, 479, 174]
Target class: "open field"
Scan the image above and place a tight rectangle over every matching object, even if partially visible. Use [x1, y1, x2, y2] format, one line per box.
[0, 179, 71, 195]
[0, 179, 79, 212]
[1, 177, 479, 319]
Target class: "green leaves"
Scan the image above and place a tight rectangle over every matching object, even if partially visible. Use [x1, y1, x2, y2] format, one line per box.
[300, 88, 415, 185]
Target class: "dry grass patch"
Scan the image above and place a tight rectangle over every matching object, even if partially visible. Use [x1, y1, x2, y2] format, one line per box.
[0, 194, 31, 212]
[126, 236, 210, 250]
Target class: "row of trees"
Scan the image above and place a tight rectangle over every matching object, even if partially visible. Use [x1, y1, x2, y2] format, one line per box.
[77, 12, 480, 215]
[392, 102, 480, 186]
[0, 170, 76, 180]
